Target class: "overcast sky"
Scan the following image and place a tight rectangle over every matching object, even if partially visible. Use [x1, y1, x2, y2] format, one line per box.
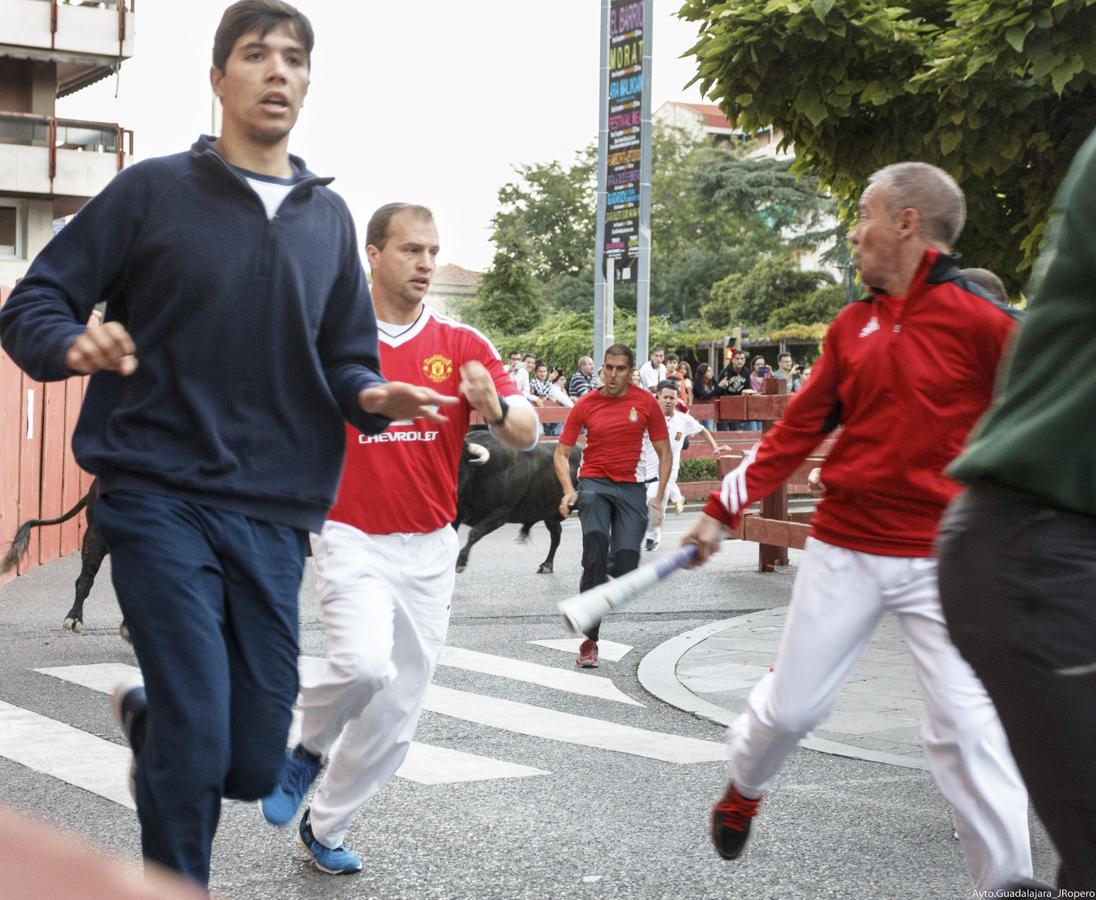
[56, 1, 709, 271]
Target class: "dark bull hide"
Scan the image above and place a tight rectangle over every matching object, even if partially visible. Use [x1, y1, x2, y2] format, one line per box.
[454, 430, 581, 574]
[1, 478, 126, 638]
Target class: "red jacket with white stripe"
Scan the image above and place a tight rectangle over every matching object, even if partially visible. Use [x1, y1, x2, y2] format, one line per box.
[705, 250, 1018, 556]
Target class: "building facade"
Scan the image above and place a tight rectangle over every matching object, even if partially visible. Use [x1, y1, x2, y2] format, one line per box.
[424, 263, 481, 319]
[0, 0, 135, 287]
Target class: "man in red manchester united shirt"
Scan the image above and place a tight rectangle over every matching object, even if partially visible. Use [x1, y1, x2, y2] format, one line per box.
[260, 203, 539, 873]
[682, 163, 1031, 891]
[555, 345, 671, 667]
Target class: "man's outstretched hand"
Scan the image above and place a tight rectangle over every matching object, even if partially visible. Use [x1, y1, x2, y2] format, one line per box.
[681, 512, 728, 567]
[358, 382, 458, 424]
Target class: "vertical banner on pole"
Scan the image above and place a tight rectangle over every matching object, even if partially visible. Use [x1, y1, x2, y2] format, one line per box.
[635, 0, 654, 366]
[602, 0, 644, 286]
[593, 0, 610, 365]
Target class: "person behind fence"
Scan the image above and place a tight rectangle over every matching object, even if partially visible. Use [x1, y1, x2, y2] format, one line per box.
[680, 161, 1032, 891]
[714, 350, 750, 431]
[692, 362, 722, 430]
[0, 1, 454, 887]
[773, 353, 801, 392]
[529, 361, 560, 436]
[937, 129, 1096, 891]
[554, 344, 670, 668]
[638, 345, 666, 389]
[568, 355, 596, 399]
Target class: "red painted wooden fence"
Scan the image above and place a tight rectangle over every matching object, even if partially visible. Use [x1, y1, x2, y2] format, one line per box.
[0, 287, 92, 585]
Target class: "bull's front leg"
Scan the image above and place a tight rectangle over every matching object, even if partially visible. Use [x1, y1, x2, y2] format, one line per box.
[455, 509, 511, 574]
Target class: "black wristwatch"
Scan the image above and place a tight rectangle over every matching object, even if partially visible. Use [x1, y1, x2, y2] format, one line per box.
[488, 396, 510, 427]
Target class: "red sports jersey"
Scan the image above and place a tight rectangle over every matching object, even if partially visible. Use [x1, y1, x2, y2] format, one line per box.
[328, 309, 520, 534]
[562, 384, 669, 482]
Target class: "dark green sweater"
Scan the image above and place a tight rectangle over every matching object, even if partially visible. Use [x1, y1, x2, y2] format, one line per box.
[950, 127, 1096, 516]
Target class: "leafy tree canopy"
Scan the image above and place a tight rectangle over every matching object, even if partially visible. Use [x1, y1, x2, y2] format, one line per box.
[703, 256, 834, 330]
[679, 0, 1096, 293]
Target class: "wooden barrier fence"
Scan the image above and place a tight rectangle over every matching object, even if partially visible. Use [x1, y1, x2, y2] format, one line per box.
[0, 288, 95, 586]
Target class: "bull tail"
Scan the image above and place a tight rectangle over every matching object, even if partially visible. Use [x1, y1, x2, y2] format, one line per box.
[1, 493, 90, 574]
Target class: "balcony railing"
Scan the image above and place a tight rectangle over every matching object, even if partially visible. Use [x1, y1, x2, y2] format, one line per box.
[0, 111, 133, 195]
[36, 0, 136, 45]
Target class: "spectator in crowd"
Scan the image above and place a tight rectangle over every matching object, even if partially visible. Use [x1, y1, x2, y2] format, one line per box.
[568, 355, 596, 399]
[529, 362, 563, 435]
[748, 355, 770, 393]
[692, 362, 721, 430]
[639, 345, 666, 389]
[679, 360, 695, 406]
[774, 353, 802, 393]
[716, 350, 754, 431]
[629, 369, 642, 386]
[508, 351, 529, 394]
[801, 365, 813, 384]
[547, 366, 572, 407]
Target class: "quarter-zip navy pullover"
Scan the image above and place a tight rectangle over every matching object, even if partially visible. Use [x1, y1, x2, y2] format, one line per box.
[0, 135, 389, 531]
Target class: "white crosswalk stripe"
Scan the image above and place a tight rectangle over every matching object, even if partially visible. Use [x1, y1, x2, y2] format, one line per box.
[436, 645, 642, 706]
[38, 663, 548, 791]
[0, 700, 135, 810]
[6, 648, 725, 808]
[424, 684, 726, 764]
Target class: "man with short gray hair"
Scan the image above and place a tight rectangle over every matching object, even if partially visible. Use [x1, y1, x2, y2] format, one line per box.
[684, 161, 1032, 890]
[568, 355, 596, 398]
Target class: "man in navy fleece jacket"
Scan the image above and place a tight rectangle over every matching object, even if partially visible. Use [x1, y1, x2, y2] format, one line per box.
[0, 0, 454, 888]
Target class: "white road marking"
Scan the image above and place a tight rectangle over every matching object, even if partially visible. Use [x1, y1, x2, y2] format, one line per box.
[436, 646, 643, 706]
[529, 638, 633, 662]
[0, 700, 134, 809]
[424, 685, 727, 764]
[39, 664, 547, 786]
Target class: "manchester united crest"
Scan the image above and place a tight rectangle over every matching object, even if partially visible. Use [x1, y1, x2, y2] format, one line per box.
[629, 407, 638, 423]
[422, 354, 454, 384]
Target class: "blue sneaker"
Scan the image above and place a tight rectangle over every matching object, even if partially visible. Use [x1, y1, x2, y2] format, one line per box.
[111, 673, 147, 800]
[297, 807, 362, 875]
[262, 743, 323, 826]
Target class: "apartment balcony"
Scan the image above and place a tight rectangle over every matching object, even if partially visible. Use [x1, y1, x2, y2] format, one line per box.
[0, 0, 135, 96]
[0, 112, 132, 213]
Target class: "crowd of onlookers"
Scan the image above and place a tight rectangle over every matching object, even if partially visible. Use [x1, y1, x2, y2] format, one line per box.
[506, 344, 812, 435]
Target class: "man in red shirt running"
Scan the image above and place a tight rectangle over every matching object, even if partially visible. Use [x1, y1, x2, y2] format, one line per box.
[682, 162, 1032, 891]
[259, 203, 539, 873]
[555, 345, 671, 667]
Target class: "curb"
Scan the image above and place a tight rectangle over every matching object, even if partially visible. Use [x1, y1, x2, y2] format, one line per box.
[637, 614, 929, 772]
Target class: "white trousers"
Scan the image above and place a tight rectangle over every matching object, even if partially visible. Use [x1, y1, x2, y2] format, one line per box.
[297, 521, 456, 849]
[644, 479, 676, 543]
[728, 537, 1032, 891]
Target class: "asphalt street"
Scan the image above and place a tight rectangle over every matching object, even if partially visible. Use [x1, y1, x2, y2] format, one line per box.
[0, 510, 1057, 899]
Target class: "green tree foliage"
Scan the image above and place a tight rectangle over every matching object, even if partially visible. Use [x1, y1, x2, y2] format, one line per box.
[470, 226, 544, 335]
[469, 126, 839, 335]
[679, 0, 1096, 292]
[767, 281, 848, 331]
[703, 256, 833, 330]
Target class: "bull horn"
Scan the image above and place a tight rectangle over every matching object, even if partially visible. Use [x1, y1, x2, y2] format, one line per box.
[467, 443, 490, 465]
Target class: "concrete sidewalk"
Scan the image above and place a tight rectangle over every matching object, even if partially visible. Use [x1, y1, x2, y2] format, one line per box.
[639, 606, 930, 771]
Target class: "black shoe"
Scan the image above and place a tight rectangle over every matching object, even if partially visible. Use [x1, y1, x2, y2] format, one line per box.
[645, 538, 659, 551]
[710, 782, 761, 860]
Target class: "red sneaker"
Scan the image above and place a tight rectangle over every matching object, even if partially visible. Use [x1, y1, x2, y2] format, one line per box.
[576, 638, 599, 668]
[710, 782, 761, 860]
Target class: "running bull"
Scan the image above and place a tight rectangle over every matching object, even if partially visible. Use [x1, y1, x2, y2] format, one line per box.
[1, 478, 126, 639]
[454, 430, 580, 574]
